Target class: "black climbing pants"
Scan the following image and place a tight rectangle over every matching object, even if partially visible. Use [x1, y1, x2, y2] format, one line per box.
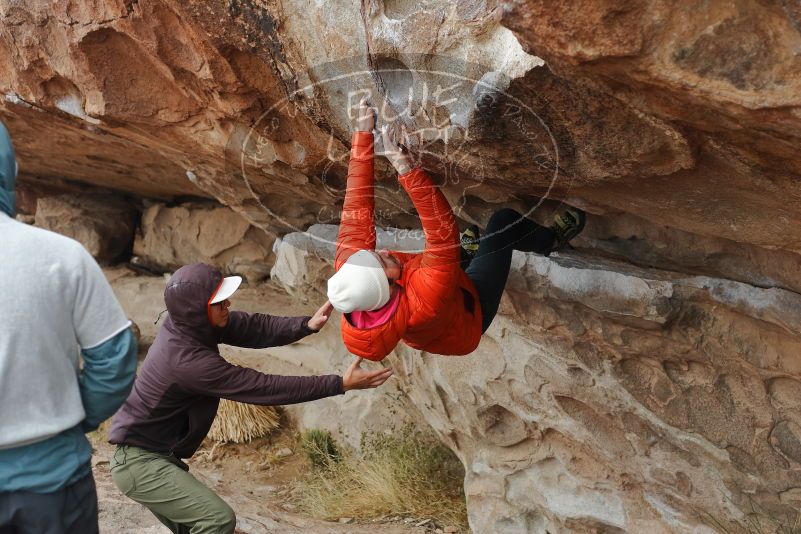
[464, 208, 555, 333]
[0, 472, 98, 534]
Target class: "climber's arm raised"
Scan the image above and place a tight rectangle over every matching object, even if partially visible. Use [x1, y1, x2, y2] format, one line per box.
[335, 99, 377, 270]
[380, 127, 461, 307]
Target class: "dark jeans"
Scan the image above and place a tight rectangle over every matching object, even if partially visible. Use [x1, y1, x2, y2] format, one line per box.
[0, 472, 98, 534]
[465, 208, 555, 332]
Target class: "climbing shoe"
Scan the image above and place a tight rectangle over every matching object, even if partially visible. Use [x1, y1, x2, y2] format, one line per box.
[551, 207, 586, 250]
[460, 224, 480, 257]
[459, 224, 480, 269]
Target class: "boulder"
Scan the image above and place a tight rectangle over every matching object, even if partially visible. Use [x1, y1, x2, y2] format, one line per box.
[34, 194, 136, 264]
[2, 0, 799, 255]
[273, 223, 801, 533]
[133, 202, 276, 282]
[2, 0, 801, 530]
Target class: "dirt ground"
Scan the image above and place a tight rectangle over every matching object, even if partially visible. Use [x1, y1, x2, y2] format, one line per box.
[92, 428, 453, 534]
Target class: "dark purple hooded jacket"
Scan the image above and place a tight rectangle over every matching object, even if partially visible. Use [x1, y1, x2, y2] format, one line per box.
[109, 264, 343, 459]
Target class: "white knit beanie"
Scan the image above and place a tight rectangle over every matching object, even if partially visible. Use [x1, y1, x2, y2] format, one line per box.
[327, 249, 391, 313]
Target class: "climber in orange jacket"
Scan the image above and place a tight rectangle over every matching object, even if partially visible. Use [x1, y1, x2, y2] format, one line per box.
[327, 99, 585, 361]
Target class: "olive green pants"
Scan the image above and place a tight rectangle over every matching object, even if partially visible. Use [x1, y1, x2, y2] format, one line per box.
[109, 445, 235, 534]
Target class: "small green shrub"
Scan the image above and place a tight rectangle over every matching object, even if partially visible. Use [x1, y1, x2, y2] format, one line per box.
[299, 429, 341, 468]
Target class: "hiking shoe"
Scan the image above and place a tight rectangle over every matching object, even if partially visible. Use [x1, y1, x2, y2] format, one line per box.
[460, 224, 480, 257]
[551, 207, 586, 250]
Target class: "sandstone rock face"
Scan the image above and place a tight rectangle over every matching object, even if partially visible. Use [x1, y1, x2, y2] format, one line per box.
[274, 225, 801, 533]
[1, 0, 798, 273]
[0, 0, 797, 244]
[34, 193, 136, 264]
[2, 0, 801, 531]
[502, 0, 801, 250]
[133, 202, 276, 282]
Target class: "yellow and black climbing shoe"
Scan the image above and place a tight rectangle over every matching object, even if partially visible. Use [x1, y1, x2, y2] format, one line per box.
[460, 225, 480, 257]
[552, 207, 586, 250]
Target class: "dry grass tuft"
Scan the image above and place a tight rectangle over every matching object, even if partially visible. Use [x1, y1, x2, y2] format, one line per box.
[208, 357, 281, 443]
[208, 400, 280, 443]
[291, 426, 467, 529]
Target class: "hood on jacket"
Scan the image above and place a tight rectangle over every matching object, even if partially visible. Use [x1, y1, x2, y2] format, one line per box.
[164, 264, 224, 340]
[0, 122, 17, 217]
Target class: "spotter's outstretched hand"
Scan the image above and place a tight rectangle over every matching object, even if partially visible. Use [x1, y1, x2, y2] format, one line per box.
[343, 357, 393, 391]
[307, 300, 334, 331]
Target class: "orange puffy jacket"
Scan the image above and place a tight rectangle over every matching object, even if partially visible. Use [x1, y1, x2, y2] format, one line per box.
[335, 131, 483, 361]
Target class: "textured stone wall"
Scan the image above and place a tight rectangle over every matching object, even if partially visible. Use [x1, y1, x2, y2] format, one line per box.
[4, 0, 798, 254]
[273, 226, 801, 533]
[34, 193, 137, 263]
[133, 202, 277, 281]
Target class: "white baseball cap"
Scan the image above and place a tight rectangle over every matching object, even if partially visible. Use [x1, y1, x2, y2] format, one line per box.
[327, 250, 391, 313]
[210, 275, 242, 304]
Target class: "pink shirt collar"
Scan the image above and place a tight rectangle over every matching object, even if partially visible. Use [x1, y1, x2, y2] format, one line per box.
[347, 286, 402, 329]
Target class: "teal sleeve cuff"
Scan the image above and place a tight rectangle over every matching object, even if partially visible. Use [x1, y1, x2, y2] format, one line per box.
[79, 328, 138, 432]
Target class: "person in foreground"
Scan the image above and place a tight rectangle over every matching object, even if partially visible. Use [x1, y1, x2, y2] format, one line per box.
[108, 263, 392, 534]
[327, 99, 586, 360]
[0, 121, 138, 534]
